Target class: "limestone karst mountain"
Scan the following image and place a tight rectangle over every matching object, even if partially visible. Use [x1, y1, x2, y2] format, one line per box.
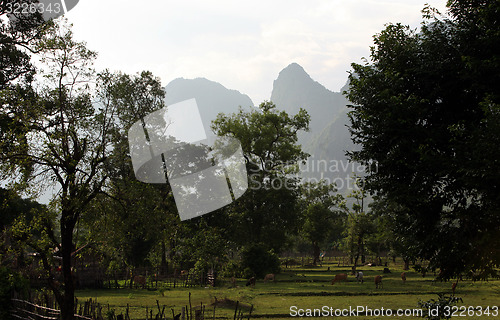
[271, 63, 361, 191]
[163, 65, 363, 192]
[164, 77, 254, 138]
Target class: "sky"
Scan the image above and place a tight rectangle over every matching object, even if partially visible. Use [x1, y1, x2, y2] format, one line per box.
[65, 0, 449, 105]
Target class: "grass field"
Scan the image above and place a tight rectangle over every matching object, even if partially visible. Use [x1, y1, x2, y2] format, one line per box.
[75, 261, 500, 319]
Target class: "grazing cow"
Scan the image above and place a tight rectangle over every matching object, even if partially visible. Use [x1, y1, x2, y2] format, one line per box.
[246, 277, 256, 287]
[451, 281, 457, 295]
[383, 267, 391, 274]
[264, 273, 275, 283]
[133, 275, 146, 289]
[331, 273, 348, 285]
[355, 271, 364, 283]
[374, 275, 383, 289]
[401, 272, 406, 283]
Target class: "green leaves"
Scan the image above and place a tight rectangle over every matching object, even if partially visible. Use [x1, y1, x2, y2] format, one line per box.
[213, 101, 309, 175]
[212, 101, 310, 253]
[346, 2, 500, 278]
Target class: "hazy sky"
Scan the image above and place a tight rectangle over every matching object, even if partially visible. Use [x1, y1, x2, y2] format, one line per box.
[64, 0, 448, 104]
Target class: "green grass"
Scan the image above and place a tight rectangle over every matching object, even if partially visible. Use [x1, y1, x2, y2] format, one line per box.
[76, 262, 500, 319]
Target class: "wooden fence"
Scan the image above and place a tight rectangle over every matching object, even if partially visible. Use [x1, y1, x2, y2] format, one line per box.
[11, 291, 252, 320]
[11, 298, 92, 320]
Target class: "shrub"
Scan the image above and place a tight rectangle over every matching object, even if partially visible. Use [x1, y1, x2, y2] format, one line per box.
[242, 267, 254, 279]
[418, 294, 463, 320]
[0, 267, 29, 320]
[220, 260, 240, 278]
[240, 244, 281, 279]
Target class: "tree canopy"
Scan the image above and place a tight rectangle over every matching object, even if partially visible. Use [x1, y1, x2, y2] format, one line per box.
[212, 101, 310, 254]
[346, 1, 500, 279]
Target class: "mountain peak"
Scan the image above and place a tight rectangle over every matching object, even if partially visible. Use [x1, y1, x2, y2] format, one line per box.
[271, 62, 348, 137]
[277, 63, 311, 81]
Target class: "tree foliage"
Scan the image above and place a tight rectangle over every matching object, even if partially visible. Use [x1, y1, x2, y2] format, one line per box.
[0, 0, 47, 89]
[80, 70, 175, 270]
[1, 20, 120, 320]
[212, 101, 310, 253]
[346, 1, 500, 279]
[300, 180, 343, 265]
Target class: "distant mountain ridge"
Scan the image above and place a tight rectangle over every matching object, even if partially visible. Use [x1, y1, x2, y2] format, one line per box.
[271, 63, 347, 138]
[270, 63, 360, 191]
[163, 65, 361, 192]
[164, 77, 254, 137]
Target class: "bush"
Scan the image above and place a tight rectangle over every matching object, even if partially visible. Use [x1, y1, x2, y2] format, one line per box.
[240, 244, 281, 279]
[242, 267, 254, 279]
[418, 294, 463, 320]
[192, 259, 207, 284]
[0, 267, 29, 320]
[220, 260, 240, 278]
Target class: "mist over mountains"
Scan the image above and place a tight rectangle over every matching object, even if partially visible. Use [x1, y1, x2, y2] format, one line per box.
[164, 77, 254, 139]
[270, 63, 358, 188]
[271, 63, 347, 138]
[164, 63, 363, 192]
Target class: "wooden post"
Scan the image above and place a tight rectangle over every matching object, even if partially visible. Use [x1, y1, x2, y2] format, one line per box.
[195, 309, 202, 320]
[189, 292, 193, 320]
[233, 301, 239, 320]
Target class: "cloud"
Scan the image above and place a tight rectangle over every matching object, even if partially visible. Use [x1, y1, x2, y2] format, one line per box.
[65, 0, 448, 103]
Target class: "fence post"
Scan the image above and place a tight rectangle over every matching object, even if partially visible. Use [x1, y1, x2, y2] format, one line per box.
[233, 301, 239, 320]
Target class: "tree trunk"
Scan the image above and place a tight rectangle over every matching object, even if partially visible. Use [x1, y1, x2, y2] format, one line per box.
[352, 254, 359, 275]
[354, 235, 362, 271]
[361, 241, 365, 264]
[403, 258, 410, 271]
[160, 240, 168, 276]
[312, 242, 320, 266]
[60, 213, 75, 320]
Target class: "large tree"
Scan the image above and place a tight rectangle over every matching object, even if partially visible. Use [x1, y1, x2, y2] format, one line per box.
[212, 101, 310, 253]
[81, 70, 177, 273]
[346, 1, 500, 279]
[340, 188, 374, 272]
[300, 180, 343, 265]
[0, 21, 118, 320]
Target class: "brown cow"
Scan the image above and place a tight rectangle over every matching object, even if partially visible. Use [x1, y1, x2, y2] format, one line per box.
[451, 281, 457, 295]
[401, 272, 406, 283]
[246, 277, 256, 287]
[133, 275, 146, 289]
[264, 273, 275, 283]
[331, 273, 348, 285]
[374, 275, 383, 289]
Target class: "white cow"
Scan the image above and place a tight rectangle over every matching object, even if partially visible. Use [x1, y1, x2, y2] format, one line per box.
[355, 271, 364, 283]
